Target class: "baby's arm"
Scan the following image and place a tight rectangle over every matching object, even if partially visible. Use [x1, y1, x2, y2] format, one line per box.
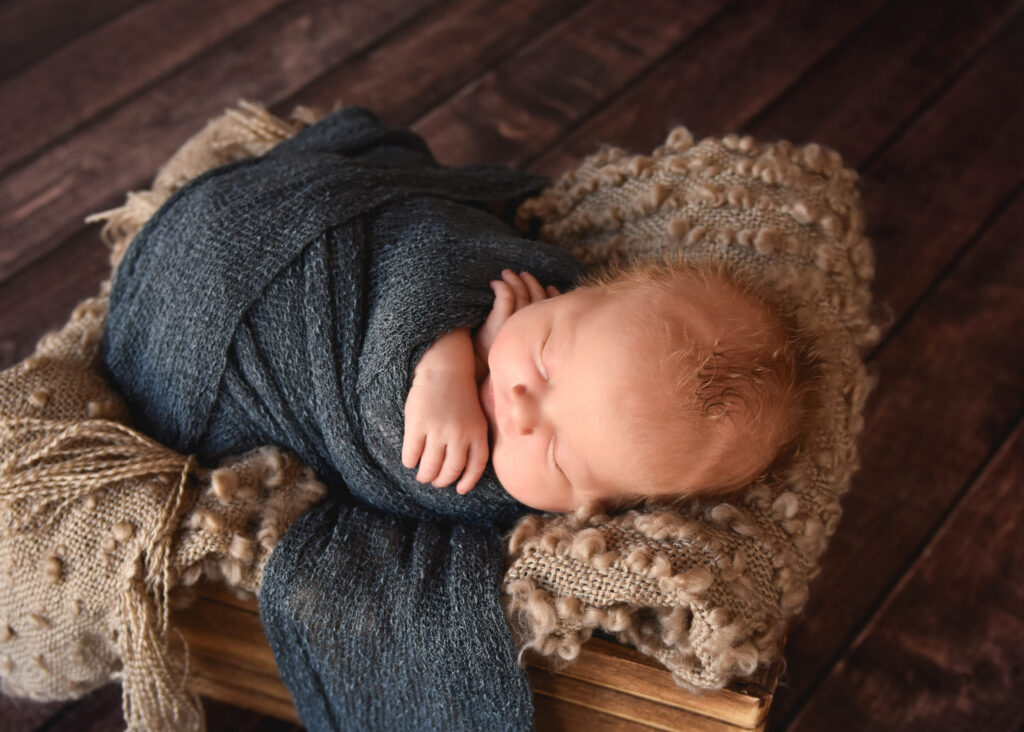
[402, 327, 487, 495]
[402, 270, 559, 496]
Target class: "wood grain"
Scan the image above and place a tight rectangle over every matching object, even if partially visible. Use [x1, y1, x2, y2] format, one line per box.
[788, 418, 1024, 731]
[748, 0, 1020, 164]
[771, 18, 1024, 725]
[0, 0, 291, 174]
[0, 0, 440, 284]
[0, 0, 136, 81]
[531, 670, 756, 732]
[171, 585, 778, 731]
[530, 0, 890, 177]
[288, 0, 593, 124]
[203, 696, 299, 732]
[534, 693, 660, 732]
[0, 0, 722, 367]
[773, 174, 1024, 728]
[415, 0, 731, 167]
[529, 638, 775, 727]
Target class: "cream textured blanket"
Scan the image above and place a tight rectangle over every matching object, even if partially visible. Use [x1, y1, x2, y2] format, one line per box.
[0, 102, 877, 729]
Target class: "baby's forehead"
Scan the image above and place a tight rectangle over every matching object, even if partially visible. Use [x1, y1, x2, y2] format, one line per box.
[605, 277, 781, 344]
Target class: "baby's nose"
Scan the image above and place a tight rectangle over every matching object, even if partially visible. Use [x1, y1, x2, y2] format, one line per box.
[510, 384, 538, 435]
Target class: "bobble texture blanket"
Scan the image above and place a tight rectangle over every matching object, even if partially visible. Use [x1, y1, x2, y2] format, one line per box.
[103, 107, 584, 730]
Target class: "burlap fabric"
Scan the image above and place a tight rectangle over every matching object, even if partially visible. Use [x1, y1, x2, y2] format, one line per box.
[0, 102, 878, 728]
[0, 106, 327, 730]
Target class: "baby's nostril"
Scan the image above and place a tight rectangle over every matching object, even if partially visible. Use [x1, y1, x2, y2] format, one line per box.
[520, 427, 533, 436]
[513, 384, 527, 395]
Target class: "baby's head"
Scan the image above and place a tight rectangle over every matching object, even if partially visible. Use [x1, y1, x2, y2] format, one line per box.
[479, 256, 810, 513]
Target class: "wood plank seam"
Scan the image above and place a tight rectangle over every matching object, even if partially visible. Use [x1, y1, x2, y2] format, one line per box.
[741, 0, 896, 135]
[0, 0, 712, 308]
[783, 416, 1024, 729]
[0, 0, 447, 283]
[860, 176, 1024, 362]
[774, 190, 1024, 727]
[859, 7, 1024, 176]
[0, 0, 299, 178]
[292, 0, 597, 125]
[517, 0, 743, 170]
[0, 0, 137, 83]
[0, 0, 605, 289]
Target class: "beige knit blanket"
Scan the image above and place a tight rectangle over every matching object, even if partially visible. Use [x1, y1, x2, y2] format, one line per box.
[0, 102, 878, 730]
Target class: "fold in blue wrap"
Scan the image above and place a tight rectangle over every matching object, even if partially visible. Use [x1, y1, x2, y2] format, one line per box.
[103, 107, 586, 730]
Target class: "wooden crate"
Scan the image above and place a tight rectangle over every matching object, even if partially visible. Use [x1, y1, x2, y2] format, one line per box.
[172, 584, 780, 731]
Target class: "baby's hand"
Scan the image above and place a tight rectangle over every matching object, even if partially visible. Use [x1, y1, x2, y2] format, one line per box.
[402, 366, 489, 495]
[474, 270, 559, 365]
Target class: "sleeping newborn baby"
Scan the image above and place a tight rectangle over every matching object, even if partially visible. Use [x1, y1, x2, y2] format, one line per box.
[100, 105, 809, 730]
[404, 260, 802, 512]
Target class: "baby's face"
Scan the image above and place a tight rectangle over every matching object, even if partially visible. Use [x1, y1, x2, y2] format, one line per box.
[479, 285, 724, 512]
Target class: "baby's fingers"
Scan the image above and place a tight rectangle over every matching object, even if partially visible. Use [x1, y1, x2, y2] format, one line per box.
[501, 269, 531, 311]
[546, 285, 560, 298]
[414, 438, 445, 484]
[518, 271, 547, 303]
[432, 442, 468, 488]
[456, 439, 488, 495]
[489, 280, 516, 318]
[401, 428, 425, 471]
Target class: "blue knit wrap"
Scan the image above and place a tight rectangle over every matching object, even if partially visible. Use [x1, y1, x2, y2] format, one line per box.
[103, 107, 585, 730]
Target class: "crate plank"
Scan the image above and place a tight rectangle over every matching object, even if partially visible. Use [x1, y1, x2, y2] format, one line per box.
[528, 638, 775, 727]
[534, 693, 658, 732]
[172, 584, 779, 732]
[531, 669, 757, 732]
[190, 654, 299, 723]
[789, 419, 1024, 731]
[203, 695, 298, 732]
[173, 596, 279, 675]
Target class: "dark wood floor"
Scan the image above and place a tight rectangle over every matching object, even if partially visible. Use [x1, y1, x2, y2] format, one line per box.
[2, 0, 1022, 730]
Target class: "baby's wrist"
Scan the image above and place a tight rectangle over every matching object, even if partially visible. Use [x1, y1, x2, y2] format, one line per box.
[414, 328, 477, 381]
